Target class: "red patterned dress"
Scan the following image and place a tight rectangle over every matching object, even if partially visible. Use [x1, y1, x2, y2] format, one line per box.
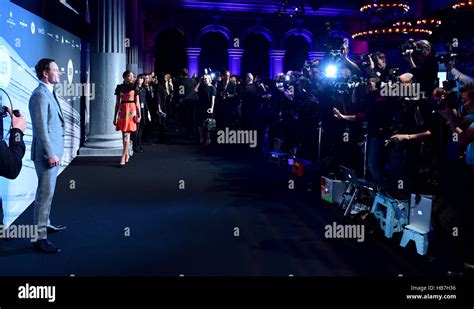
[115, 84, 138, 132]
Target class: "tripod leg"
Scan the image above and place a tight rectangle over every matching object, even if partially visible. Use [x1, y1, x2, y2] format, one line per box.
[344, 187, 359, 217]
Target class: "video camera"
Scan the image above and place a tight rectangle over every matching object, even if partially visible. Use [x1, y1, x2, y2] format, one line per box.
[401, 39, 424, 56]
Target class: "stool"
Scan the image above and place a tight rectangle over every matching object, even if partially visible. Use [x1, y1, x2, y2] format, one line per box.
[371, 193, 408, 238]
[268, 152, 288, 166]
[400, 225, 429, 255]
[292, 159, 312, 177]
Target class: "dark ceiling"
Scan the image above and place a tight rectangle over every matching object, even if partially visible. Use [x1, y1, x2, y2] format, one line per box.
[139, 0, 364, 12]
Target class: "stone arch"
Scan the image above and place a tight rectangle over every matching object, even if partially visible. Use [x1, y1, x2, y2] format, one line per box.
[240, 26, 274, 49]
[281, 28, 314, 49]
[197, 24, 232, 46]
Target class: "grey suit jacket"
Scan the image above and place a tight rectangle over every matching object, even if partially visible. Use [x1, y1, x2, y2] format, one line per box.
[28, 83, 65, 162]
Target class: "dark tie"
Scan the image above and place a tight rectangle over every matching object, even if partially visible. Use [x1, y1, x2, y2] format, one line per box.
[53, 90, 59, 103]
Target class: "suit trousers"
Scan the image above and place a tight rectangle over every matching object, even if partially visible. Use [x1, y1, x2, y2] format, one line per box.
[33, 160, 59, 240]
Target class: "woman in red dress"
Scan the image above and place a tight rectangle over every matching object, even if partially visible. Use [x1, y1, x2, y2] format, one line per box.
[113, 71, 141, 167]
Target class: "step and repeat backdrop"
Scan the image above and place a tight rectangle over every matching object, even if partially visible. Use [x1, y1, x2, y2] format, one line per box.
[0, 0, 82, 227]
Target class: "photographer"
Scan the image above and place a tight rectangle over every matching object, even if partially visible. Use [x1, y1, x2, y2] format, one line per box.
[446, 62, 474, 85]
[341, 40, 362, 77]
[403, 40, 439, 96]
[434, 83, 474, 273]
[365, 52, 393, 82]
[333, 75, 396, 189]
[0, 108, 27, 179]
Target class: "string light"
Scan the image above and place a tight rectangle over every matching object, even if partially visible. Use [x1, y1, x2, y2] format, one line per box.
[453, 1, 474, 9]
[360, 2, 410, 13]
[392, 19, 442, 27]
[352, 27, 432, 39]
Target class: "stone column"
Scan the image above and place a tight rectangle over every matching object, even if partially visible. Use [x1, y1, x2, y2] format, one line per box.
[307, 51, 325, 62]
[185, 47, 201, 77]
[268, 50, 286, 79]
[79, 0, 126, 156]
[227, 48, 244, 76]
[126, 0, 139, 74]
[144, 48, 154, 74]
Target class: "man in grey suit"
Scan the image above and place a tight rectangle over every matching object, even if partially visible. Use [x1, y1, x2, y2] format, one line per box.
[29, 58, 66, 253]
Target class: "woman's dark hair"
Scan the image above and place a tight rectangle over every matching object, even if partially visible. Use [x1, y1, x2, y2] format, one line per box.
[122, 70, 132, 79]
[134, 74, 145, 88]
[35, 58, 55, 80]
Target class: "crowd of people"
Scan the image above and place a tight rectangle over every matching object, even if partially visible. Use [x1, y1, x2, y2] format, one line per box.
[112, 38, 474, 272]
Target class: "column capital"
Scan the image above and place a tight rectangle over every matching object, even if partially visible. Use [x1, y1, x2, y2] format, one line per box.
[228, 48, 245, 57]
[307, 51, 325, 61]
[268, 50, 286, 58]
[185, 47, 202, 57]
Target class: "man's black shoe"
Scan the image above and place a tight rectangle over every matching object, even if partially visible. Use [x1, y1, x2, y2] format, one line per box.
[32, 239, 61, 254]
[47, 225, 67, 233]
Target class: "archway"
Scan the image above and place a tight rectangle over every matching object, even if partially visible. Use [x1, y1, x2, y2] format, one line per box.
[283, 35, 311, 72]
[199, 32, 230, 76]
[154, 28, 187, 77]
[242, 32, 270, 78]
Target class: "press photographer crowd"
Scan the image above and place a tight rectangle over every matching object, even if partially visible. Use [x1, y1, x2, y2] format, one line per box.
[2, 37, 473, 273]
[109, 37, 474, 274]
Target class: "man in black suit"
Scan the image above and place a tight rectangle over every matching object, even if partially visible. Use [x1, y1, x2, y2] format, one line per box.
[216, 70, 237, 129]
[240, 73, 258, 130]
[174, 68, 197, 138]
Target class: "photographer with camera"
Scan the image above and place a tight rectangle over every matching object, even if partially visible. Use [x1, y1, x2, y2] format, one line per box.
[0, 107, 27, 179]
[403, 39, 439, 96]
[363, 52, 394, 83]
[445, 61, 474, 85]
[340, 39, 362, 77]
[433, 83, 474, 273]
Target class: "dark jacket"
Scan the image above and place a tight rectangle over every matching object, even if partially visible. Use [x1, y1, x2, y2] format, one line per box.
[0, 128, 26, 179]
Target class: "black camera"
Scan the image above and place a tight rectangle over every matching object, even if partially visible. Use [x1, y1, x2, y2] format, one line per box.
[401, 39, 423, 56]
[334, 76, 363, 95]
[361, 53, 374, 67]
[435, 39, 468, 64]
[328, 50, 344, 62]
[1, 106, 20, 118]
[435, 53, 456, 64]
[443, 80, 457, 91]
